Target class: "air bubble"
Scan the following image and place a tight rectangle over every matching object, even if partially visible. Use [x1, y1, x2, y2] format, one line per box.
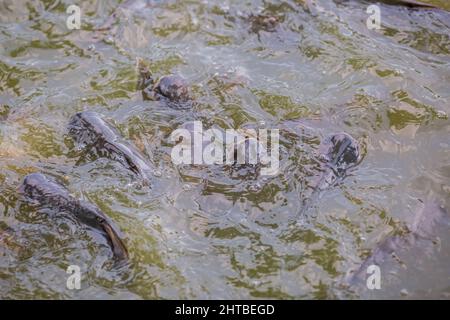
[103, 35, 114, 45]
[248, 183, 261, 192]
[153, 170, 162, 177]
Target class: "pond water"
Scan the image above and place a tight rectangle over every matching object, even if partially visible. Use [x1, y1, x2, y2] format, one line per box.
[0, 0, 449, 299]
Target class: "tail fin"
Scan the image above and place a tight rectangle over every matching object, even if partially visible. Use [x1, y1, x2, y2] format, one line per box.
[101, 222, 129, 261]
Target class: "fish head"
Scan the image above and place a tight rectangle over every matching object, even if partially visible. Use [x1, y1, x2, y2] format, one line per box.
[326, 133, 361, 176]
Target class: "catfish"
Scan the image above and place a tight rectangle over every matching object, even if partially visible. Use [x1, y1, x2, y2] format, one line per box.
[19, 173, 129, 261]
[347, 200, 449, 285]
[68, 111, 153, 185]
[299, 132, 362, 216]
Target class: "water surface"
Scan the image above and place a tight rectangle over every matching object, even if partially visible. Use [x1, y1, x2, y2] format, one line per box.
[0, 0, 449, 299]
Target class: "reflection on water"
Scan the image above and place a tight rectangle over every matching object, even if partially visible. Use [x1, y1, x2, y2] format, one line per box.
[0, 0, 449, 299]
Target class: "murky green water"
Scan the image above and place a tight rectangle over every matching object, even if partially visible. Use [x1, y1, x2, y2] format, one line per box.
[0, 0, 449, 299]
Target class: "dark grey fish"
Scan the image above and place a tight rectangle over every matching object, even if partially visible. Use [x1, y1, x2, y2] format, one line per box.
[334, 0, 440, 9]
[346, 200, 449, 285]
[68, 111, 153, 185]
[153, 75, 190, 102]
[369, 0, 439, 9]
[247, 13, 282, 34]
[299, 132, 361, 216]
[19, 173, 129, 261]
[137, 59, 191, 108]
